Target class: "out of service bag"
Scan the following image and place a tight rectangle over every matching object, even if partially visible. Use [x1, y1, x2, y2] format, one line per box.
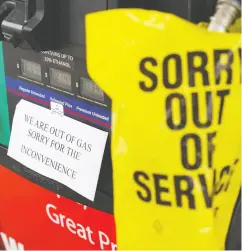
[86, 9, 241, 250]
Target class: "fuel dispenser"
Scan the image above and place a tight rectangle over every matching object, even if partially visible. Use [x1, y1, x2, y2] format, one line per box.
[0, 0, 240, 249]
[0, 0, 114, 214]
[0, 0, 220, 215]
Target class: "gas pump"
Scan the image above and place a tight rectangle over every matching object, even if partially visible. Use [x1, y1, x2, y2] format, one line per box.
[0, 0, 240, 249]
[0, 0, 220, 215]
[0, 0, 114, 213]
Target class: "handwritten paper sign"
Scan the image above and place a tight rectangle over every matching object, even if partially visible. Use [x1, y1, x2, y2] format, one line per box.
[8, 100, 108, 201]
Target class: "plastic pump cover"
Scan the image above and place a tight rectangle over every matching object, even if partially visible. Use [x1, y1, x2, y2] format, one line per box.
[86, 9, 241, 250]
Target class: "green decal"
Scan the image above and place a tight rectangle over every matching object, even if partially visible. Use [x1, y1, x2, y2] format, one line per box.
[0, 42, 10, 146]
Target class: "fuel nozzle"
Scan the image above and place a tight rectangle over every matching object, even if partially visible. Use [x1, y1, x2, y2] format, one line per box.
[208, 0, 241, 32]
[0, 1, 15, 40]
[0, 0, 65, 51]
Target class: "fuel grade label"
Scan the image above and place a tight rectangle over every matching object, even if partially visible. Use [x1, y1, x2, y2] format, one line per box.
[7, 100, 108, 201]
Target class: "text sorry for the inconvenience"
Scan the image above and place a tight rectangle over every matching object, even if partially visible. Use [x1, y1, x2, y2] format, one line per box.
[22, 114, 92, 179]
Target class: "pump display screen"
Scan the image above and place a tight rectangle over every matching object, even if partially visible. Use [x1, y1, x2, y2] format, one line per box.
[80, 77, 105, 103]
[50, 68, 72, 92]
[21, 59, 42, 82]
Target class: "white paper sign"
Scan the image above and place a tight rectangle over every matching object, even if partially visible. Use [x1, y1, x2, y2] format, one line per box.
[8, 100, 109, 201]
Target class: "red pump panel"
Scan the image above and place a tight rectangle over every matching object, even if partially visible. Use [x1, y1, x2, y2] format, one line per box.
[0, 165, 116, 250]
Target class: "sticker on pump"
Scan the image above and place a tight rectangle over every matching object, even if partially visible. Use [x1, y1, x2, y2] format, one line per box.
[50, 101, 64, 116]
[7, 100, 108, 201]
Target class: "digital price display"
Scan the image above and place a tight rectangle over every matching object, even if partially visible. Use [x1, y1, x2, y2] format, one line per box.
[21, 59, 42, 82]
[80, 77, 105, 103]
[49, 68, 72, 92]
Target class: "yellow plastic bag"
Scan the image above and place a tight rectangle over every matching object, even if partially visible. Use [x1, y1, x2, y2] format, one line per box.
[86, 9, 241, 250]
